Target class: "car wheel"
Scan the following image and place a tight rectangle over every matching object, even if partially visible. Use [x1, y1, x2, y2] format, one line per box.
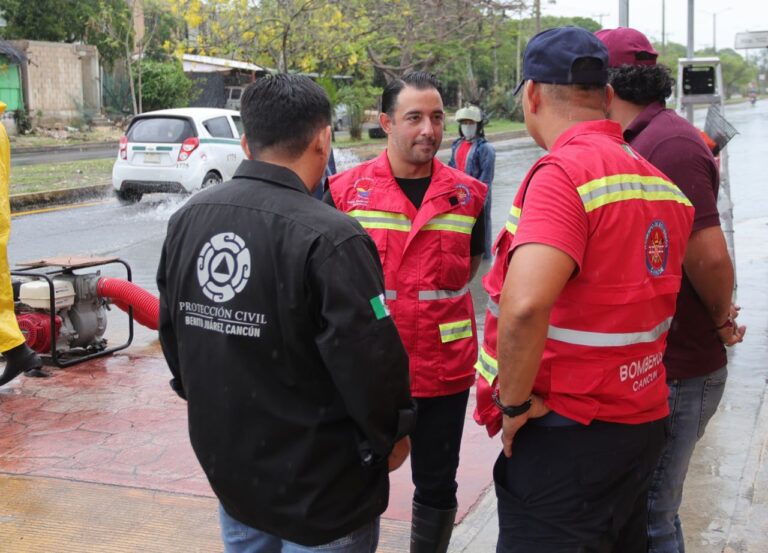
[116, 189, 143, 204]
[202, 171, 222, 188]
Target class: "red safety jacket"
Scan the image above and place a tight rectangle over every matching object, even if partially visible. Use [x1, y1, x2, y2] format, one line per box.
[330, 151, 487, 397]
[474, 121, 694, 435]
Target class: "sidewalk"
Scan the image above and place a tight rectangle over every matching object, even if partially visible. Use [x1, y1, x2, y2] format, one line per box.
[1, 214, 766, 552]
[451, 215, 768, 552]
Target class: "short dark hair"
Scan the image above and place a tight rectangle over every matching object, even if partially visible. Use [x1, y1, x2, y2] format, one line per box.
[381, 71, 442, 117]
[539, 59, 608, 107]
[240, 74, 331, 159]
[608, 64, 675, 106]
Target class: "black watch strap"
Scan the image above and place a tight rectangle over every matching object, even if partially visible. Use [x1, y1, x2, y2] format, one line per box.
[492, 389, 532, 417]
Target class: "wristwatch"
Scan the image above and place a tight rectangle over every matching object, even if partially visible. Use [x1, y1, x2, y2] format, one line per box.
[492, 389, 532, 417]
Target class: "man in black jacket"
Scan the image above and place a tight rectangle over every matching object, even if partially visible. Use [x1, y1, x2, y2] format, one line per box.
[157, 74, 415, 552]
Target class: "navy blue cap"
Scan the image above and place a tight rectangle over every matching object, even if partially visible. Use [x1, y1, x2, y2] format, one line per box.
[513, 26, 609, 95]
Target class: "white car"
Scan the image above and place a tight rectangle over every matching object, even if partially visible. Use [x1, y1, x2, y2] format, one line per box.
[112, 108, 245, 203]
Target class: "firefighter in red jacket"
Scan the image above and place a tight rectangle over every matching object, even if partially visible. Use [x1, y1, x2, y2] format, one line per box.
[476, 28, 695, 552]
[325, 72, 487, 553]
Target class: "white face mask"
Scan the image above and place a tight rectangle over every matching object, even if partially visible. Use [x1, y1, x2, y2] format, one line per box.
[461, 123, 477, 140]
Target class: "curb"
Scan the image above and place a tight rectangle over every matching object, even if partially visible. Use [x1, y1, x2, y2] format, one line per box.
[11, 183, 112, 212]
[9, 128, 531, 213]
[12, 141, 118, 155]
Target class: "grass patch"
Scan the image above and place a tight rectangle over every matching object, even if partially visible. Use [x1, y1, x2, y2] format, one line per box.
[483, 119, 526, 133]
[10, 127, 123, 149]
[10, 158, 113, 195]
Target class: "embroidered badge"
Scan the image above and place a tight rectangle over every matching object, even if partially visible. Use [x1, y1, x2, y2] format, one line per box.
[455, 184, 471, 206]
[369, 294, 391, 320]
[351, 177, 375, 207]
[645, 220, 669, 277]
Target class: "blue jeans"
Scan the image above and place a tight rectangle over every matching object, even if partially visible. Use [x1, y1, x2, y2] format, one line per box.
[647, 366, 728, 553]
[219, 505, 380, 553]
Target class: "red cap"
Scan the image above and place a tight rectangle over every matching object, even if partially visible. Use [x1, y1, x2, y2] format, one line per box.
[594, 27, 658, 68]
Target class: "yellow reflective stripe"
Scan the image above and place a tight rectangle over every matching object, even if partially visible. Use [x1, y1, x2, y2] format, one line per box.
[576, 174, 693, 213]
[439, 319, 473, 343]
[348, 209, 411, 232]
[583, 190, 693, 213]
[505, 205, 521, 234]
[435, 213, 476, 224]
[423, 223, 473, 234]
[474, 347, 498, 384]
[423, 213, 475, 235]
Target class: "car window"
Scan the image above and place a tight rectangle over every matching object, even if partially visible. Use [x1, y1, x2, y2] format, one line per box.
[203, 116, 234, 138]
[230, 88, 242, 100]
[127, 117, 195, 143]
[231, 116, 243, 137]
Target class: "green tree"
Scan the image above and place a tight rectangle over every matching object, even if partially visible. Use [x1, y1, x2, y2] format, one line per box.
[0, 0, 98, 42]
[171, 0, 371, 75]
[134, 59, 192, 111]
[336, 83, 380, 140]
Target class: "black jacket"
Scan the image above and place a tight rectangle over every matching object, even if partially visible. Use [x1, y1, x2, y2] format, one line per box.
[157, 160, 414, 546]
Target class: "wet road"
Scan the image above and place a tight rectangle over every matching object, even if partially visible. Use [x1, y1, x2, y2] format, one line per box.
[8, 100, 767, 345]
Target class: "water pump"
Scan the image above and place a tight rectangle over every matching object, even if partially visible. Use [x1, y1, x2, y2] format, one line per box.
[11, 257, 159, 367]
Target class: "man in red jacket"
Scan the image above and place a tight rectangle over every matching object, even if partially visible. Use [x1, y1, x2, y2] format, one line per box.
[485, 27, 694, 552]
[325, 72, 487, 553]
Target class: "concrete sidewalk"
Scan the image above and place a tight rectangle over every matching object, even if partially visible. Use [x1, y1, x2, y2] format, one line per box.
[450, 215, 768, 553]
[1, 215, 766, 552]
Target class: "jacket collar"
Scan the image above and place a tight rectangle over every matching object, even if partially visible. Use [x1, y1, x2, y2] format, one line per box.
[623, 102, 666, 142]
[233, 159, 310, 195]
[550, 119, 624, 152]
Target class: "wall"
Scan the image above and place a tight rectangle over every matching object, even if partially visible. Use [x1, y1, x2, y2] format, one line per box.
[10, 40, 100, 124]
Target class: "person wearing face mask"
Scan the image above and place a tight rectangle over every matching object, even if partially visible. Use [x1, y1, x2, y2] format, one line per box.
[449, 105, 496, 259]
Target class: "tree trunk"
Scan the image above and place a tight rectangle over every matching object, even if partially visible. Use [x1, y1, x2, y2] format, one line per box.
[126, 47, 138, 116]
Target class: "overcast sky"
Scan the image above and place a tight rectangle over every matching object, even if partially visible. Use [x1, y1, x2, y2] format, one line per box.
[541, 0, 767, 55]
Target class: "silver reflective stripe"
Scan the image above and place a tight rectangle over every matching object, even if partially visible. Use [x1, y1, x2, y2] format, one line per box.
[418, 285, 469, 301]
[385, 290, 397, 300]
[547, 317, 673, 347]
[439, 320, 473, 342]
[579, 181, 688, 204]
[487, 297, 500, 317]
[475, 350, 498, 380]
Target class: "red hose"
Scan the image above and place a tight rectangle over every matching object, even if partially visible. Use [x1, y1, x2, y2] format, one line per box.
[97, 278, 159, 330]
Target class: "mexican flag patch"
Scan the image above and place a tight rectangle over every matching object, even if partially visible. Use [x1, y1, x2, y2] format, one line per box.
[369, 294, 390, 320]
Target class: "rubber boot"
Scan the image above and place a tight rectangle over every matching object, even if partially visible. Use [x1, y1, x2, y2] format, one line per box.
[410, 501, 457, 553]
[0, 343, 44, 385]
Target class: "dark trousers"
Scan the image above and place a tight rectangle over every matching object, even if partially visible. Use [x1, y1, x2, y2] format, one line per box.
[495, 417, 667, 553]
[410, 389, 470, 510]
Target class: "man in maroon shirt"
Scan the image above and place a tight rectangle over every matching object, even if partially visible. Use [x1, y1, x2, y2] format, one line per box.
[596, 28, 746, 553]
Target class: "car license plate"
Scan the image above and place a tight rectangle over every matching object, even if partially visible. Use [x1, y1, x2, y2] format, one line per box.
[144, 152, 161, 164]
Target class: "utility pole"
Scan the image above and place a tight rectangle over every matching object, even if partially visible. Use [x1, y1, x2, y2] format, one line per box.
[619, 0, 629, 27]
[712, 13, 717, 52]
[594, 13, 609, 28]
[686, 0, 694, 122]
[662, 0, 666, 54]
[535, 0, 541, 33]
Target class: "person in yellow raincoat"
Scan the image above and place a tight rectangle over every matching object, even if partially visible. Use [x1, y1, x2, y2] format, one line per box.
[0, 100, 43, 385]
